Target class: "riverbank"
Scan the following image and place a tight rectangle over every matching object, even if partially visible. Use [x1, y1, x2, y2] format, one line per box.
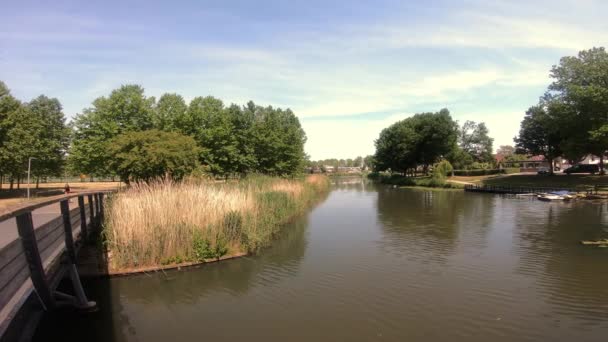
[98, 175, 329, 274]
[368, 173, 463, 189]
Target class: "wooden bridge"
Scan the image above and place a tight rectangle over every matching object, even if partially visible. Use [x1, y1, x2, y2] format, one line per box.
[0, 191, 110, 341]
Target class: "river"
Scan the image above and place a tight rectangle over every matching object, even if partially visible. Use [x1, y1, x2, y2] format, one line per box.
[34, 179, 608, 341]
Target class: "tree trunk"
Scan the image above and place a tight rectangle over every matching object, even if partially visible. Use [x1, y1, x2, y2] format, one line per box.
[600, 155, 605, 175]
[17, 176, 20, 189]
[9, 178, 14, 190]
[0, 174, 2, 190]
[36, 177, 40, 189]
[549, 157, 555, 175]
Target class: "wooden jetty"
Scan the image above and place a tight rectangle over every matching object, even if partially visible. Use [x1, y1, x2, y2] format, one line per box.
[0, 191, 111, 342]
[463, 184, 576, 195]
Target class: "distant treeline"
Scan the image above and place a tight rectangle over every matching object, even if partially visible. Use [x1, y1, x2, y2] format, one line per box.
[306, 156, 374, 169]
[0, 82, 307, 187]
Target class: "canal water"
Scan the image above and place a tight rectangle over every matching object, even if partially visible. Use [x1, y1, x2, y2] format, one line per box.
[35, 179, 608, 341]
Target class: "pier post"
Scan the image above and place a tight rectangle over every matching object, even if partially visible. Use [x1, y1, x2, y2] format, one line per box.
[60, 200, 96, 310]
[15, 212, 56, 311]
[88, 194, 95, 229]
[78, 196, 88, 241]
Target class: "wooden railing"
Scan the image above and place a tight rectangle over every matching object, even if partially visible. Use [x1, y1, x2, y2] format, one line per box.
[0, 191, 111, 341]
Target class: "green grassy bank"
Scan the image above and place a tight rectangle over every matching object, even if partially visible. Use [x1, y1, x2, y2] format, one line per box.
[368, 172, 463, 189]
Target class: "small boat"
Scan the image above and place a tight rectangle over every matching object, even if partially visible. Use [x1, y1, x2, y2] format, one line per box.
[537, 190, 574, 201]
[581, 239, 608, 246]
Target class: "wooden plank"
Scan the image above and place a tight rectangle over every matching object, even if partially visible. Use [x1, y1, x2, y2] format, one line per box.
[0, 239, 24, 274]
[0, 266, 29, 311]
[34, 216, 63, 243]
[78, 196, 88, 240]
[38, 228, 65, 264]
[0, 252, 27, 300]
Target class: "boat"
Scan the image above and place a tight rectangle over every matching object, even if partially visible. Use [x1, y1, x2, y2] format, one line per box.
[581, 239, 608, 246]
[537, 190, 574, 201]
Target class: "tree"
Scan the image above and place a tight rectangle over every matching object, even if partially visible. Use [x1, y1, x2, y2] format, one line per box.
[515, 102, 564, 175]
[0, 81, 22, 187]
[458, 120, 494, 163]
[374, 109, 458, 174]
[497, 145, 516, 157]
[108, 130, 200, 183]
[549, 47, 608, 173]
[252, 106, 307, 175]
[153, 93, 187, 131]
[69, 85, 155, 178]
[26, 95, 70, 182]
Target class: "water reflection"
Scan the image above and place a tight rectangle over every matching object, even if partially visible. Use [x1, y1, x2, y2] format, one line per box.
[33, 183, 608, 342]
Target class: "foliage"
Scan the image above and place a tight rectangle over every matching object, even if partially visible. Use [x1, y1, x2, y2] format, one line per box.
[458, 120, 494, 163]
[433, 160, 453, 179]
[104, 175, 330, 269]
[69, 85, 155, 177]
[153, 93, 187, 131]
[108, 130, 200, 183]
[515, 101, 564, 174]
[374, 109, 458, 173]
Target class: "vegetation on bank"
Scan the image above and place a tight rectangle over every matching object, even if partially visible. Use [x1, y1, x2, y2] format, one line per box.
[0, 82, 308, 189]
[103, 175, 329, 271]
[368, 160, 462, 189]
[479, 174, 608, 189]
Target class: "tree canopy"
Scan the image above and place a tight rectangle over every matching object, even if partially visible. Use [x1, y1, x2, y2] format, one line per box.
[109, 130, 200, 183]
[374, 109, 458, 173]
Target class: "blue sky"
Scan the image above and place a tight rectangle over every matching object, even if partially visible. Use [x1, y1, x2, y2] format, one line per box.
[2, 0, 607, 159]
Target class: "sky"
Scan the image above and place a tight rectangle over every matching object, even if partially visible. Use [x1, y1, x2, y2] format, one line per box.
[1, 0, 607, 160]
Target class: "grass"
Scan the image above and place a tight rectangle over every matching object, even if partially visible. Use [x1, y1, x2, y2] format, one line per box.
[480, 174, 608, 190]
[103, 175, 329, 271]
[368, 173, 463, 189]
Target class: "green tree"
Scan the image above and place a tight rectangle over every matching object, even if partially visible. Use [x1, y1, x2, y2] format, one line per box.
[252, 106, 307, 175]
[549, 47, 608, 172]
[0, 81, 22, 187]
[69, 85, 155, 178]
[374, 109, 458, 174]
[515, 102, 564, 175]
[26, 95, 70, 183]
[108, 130, 200, 184]
[458, 120, 494, 163]
[153, 93, 187, 131]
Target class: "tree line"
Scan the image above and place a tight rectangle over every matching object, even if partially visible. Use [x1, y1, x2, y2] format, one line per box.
[515, 47, 608, 175]
[0, 82, 307, 187]
[373, 108, 494, 175]
[306, 155, 374, 170]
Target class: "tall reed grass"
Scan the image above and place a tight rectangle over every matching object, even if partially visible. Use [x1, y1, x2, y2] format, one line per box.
[103, 175, 329, 270]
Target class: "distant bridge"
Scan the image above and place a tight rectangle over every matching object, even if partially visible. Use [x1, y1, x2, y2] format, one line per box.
[0, 191, 110, 341]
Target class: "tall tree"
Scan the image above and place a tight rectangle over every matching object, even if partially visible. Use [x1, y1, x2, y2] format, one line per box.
[0, 81, 22, 187]
[27, 95, 70, 181]
[153, 93, 187, 131]
[549, 47, 608, 172]
[515, 102, 564, 175]
[252, 106, 307, 175]
[69, 85, 155, 178]
[458, 120, 494, 163]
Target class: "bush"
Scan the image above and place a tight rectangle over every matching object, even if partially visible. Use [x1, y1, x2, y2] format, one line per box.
[433, 160, 453, 179]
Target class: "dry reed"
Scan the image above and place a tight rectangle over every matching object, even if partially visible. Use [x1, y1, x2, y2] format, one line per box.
[104, 175, 329, 270]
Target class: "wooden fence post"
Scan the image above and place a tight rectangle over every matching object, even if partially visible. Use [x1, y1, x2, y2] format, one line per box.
[88, 194, 95, 229]
[60, 200, 96, 310]
[15, 212, 56, 311]
[78, 196, 88, 241]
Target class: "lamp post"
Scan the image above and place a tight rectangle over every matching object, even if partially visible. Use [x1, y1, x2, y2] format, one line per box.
[27, 157, 37, 200]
